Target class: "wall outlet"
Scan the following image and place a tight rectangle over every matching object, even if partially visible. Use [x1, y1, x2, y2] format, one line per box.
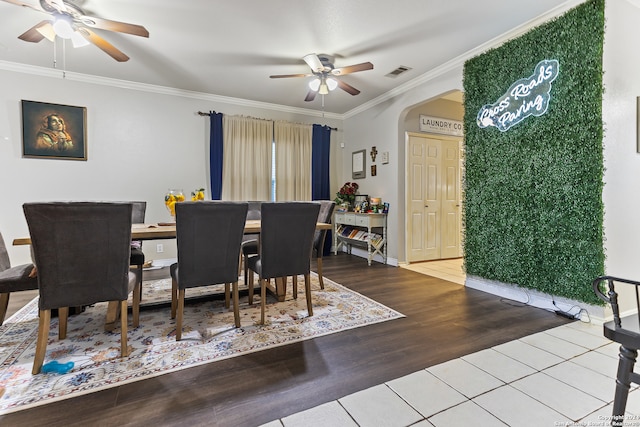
[156, 243, 164, 253]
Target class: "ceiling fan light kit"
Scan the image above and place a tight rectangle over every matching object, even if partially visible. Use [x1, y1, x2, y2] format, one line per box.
[271, 53, 373, 101]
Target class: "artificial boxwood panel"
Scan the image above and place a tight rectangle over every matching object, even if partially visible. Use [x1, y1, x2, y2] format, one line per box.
[462, 0, 605, 305]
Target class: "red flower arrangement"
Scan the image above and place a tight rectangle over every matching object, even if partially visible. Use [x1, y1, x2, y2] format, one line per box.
[335, 182, 359, 205]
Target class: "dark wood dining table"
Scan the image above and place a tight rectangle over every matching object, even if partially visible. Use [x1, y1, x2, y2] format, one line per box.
[14, 220, 332, 330]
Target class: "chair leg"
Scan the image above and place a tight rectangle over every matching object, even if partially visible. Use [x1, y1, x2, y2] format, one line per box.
[317, 257, 325, 289]
[176, 289, 185, 341]
[137, 264, 144, 302]
[171, 277, 178, 319]
[58, 307, 69, 339]
[32, 309, 51, 375]
[292, 275, 298, 299]
[244, 254, 250, 298]
[304, 273, 313, 317]
[120, 300, 128, 358]
[0, 293, 9, 326]
[132, 281, 141, 328]
[612, 345, 638, 425]
[248, 269, 254, 305]
[224, 283, 230, 309]
[232, 281, 240, 327]
[260, 278, 267, 325]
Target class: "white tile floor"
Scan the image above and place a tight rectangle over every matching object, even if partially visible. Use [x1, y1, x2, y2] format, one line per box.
[400, 258, 466, 285]
[260, 259, 640, 427]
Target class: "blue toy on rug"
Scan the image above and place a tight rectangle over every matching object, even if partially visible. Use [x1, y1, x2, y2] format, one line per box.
[41, 360, 74, 374]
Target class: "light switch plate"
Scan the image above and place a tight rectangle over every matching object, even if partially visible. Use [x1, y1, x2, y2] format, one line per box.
[381, 151, 389, 164]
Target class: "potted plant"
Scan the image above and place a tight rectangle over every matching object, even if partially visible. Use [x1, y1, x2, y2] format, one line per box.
[335, 182, 359, 211]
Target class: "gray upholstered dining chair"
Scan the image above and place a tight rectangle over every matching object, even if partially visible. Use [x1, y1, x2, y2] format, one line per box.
[241, 201, 262, 304]
[312, 200, 336, 289]
[170, 201, 248, 340]
[593, 276, 640, 425]
[23, 202, 139, 375]
[0, 231, 38, 326]
[130, 201, 147, 297]
[246, 202, 320, 324]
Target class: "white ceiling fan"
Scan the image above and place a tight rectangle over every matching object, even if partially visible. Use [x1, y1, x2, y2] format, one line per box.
[1, 0, 149, 62]
[270, 53, 374, 102]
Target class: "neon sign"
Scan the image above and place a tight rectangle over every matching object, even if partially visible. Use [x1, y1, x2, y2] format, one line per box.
[476, 59, 559, 132]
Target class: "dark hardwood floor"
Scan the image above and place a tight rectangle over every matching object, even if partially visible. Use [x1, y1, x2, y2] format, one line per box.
[1, 253, 572, 427]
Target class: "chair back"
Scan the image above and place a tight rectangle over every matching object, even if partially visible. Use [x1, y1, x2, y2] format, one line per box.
[175, 201, 248, 289]
[23, 202, 133, 310]
[246, 201, 262, 220]
[0, 232, 11, 272]
[131, 201, 147, 224]
[259, 202, 320, 279]
[593, 276, 640, 347]
[312, 200, 336, 256]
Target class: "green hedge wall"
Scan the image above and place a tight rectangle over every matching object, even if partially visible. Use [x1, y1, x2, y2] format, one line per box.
[462, 0, 605, 305]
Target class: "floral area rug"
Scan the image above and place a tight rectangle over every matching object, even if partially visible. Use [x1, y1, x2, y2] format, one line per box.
[0, 273, 403, 414]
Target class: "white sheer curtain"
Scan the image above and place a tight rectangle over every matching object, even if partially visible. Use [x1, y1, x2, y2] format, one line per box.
[221, 115, 273, 201]
[274, 121, 312, 201]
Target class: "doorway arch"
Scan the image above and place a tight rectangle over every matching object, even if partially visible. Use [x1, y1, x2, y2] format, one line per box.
[397, 90, 464, 264]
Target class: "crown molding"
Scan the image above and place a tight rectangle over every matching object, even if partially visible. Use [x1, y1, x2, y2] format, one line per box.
[0, 59, 344, 121]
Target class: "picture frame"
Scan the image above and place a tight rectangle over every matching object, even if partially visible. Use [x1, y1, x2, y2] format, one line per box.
[352, 149, 366, 179]
[21, 100, 87, 160]
[354, 194, 369, 204]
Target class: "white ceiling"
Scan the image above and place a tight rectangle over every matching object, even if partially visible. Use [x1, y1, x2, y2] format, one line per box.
[0, 0, 580, 115]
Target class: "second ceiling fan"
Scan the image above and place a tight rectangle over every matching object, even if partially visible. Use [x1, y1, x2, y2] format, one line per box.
[270, 53, 373, 102]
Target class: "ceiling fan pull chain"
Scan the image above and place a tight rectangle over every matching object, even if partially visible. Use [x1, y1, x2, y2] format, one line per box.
[53, 37, 57, 70]
[62, 38, 66, 78]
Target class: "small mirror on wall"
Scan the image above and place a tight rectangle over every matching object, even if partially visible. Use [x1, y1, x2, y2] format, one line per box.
[352, 149, 366, 179]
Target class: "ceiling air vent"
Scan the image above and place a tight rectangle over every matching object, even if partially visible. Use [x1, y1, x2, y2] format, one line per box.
[385, 66, 412, 78]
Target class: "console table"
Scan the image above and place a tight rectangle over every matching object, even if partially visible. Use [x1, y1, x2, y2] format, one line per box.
[333, 212, 387, 265]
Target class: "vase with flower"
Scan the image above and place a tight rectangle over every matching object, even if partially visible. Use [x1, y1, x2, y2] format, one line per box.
[335, 182, 359, 211]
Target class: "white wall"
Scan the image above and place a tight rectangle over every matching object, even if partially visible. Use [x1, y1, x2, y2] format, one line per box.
[0, 67, 341, 265]
[602, 0, 640, 279]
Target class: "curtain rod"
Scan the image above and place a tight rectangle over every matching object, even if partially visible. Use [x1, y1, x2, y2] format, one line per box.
[197, 111, 337, 131]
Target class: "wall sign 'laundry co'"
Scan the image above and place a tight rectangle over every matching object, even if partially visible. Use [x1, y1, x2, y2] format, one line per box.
[476, 59, 559, 132]
[419, 115, 463, 137]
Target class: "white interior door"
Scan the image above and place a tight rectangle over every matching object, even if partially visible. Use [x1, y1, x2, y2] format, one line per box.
[406, 133, 461, 262]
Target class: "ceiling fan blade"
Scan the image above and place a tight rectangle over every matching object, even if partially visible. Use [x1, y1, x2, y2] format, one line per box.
[79, 16, 149, 38]
[336, 79, 361, 96]
[304, 90, 317, 102]
[0, 0, 43, 12]
[40, 0, 67, 13]
[303, 53, 324, 73]
[332, 62, 374, 76]
[18, 20, 53, 43]
[77, 27, 129, 62]
[269, 73, 312, 79]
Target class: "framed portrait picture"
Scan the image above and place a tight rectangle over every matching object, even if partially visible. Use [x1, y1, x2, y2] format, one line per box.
[21, 100, 87, 160]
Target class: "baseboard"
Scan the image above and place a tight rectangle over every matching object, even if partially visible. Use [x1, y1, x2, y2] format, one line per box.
[465, 275, 609, 324]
